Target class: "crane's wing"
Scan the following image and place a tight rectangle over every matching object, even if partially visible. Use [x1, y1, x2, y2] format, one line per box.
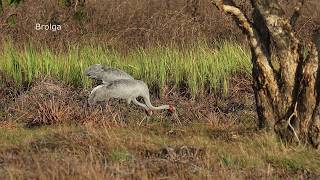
[101, 67, 134, 83]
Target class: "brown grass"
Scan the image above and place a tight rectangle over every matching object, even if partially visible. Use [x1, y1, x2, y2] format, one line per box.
[0, 77, 319, 179]
[0, 121, 319, 179]
[1, 76, 255, 127]
[0, 0, 319, 51]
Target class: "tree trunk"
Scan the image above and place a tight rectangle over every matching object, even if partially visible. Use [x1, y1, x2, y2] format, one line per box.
[211, 0, 320, 148]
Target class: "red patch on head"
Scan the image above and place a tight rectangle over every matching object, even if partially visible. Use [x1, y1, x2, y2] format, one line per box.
[168, 105, 174, 113]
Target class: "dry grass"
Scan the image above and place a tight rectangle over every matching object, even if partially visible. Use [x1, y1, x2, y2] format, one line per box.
[2, 76, 254, 127]
[0, 77, 319, 179]
[0, 0, 319, 50]
[0, 121, 319, 179]
[0, 1, 319, 178]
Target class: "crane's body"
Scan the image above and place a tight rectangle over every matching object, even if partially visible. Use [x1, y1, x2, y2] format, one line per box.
[85, 64, 149, 110]
[89, 80, 146, 105]
[88, 79, 174, 113]
[85, 64, 174, 114]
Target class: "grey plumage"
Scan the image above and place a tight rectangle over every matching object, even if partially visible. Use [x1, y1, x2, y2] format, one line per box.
[84, 64, 151, 112]
[84, 64, 134, 85]
[88, 79, 174, 113]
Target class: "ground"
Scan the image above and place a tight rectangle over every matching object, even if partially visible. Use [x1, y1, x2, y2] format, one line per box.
[0, 77, 319, 179]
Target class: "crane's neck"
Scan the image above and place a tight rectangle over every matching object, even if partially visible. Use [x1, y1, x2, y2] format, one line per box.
[151, 105, 170, 110]
[142, 96, 170, 110]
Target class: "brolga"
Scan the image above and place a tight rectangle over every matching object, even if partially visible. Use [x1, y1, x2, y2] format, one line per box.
[84, 64, 174, 115]
[88, 79, 175, 114]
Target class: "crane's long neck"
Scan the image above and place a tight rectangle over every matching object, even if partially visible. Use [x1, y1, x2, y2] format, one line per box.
[142, 95, 170, 110]
[133, 99, 148, 109]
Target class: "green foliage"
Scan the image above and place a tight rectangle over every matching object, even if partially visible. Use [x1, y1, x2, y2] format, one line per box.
[58, 0, 72, 7]
[109, 148, 133, 162]
[6, 14, 17, 26]
[73, 9, 86, 21]
[220, 154, 235, 166]
[0, 41, 251, 96]
[8, 0, 23, 5]
[0, 0, 23, 13]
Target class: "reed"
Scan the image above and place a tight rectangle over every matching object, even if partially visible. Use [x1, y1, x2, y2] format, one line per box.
[0, 41, 251, 96]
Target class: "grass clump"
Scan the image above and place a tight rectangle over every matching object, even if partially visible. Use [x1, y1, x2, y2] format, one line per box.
[0, 41, 251, 96]
[109, 148, 133, 162]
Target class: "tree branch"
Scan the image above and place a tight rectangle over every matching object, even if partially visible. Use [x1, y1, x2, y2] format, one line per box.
[309, 42, 320, 148]
[290, 0, 305, 29]
[251, 0, 301, 111]
[251, 0, 297, 50]
[313, 28, 320, 57]
[297, 43, 318, 136]
[211, 0, 279, 104]
[251, 8, 271, 59]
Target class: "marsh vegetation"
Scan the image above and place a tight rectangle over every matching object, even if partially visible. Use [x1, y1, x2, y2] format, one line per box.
[1, 0, 320, 179]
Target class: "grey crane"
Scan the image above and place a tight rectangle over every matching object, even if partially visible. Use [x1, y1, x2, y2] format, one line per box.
[88, 79, 175, 113]
[85, 64, 172, 115]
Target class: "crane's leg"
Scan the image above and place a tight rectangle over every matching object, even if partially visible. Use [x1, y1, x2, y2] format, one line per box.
[88, 94, 95, 107]
[138, 115, 151, 126]
[138, 116, 146, 126]
[134, 98, 152, 126]
[105, 99, 112, 113]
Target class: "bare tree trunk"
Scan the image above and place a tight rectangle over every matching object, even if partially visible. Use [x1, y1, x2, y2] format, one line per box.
[0, 0, 3, 13]
[211, 0, 320, 148]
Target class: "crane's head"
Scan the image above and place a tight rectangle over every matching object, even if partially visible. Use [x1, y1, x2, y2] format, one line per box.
[84, 64, 106, 79]
[167, 105, 175, 113]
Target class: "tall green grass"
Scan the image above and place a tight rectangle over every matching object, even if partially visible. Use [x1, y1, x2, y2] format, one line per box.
[0, 41, 251, 96]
